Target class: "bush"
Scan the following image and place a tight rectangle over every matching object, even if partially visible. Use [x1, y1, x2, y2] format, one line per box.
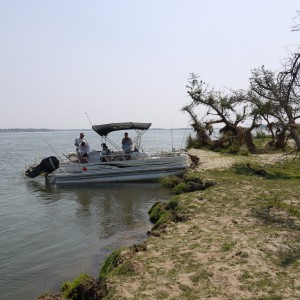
[185, 133, 202, 149]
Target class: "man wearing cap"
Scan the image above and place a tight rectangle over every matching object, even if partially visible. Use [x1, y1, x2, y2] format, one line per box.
[74, 132, 87, 157]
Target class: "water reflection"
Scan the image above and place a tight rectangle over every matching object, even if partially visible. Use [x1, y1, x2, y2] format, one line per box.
[25, 180, 58, 200]
[25, 181, 170, 204]
[25, 181, 171, 240]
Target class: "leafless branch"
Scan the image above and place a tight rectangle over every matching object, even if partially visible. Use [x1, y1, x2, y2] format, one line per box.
[292, 10, 300, 31]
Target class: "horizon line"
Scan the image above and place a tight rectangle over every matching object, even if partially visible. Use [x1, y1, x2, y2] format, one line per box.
[0, 127, 193, 132]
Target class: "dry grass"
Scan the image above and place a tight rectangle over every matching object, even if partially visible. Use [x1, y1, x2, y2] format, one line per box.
[102, 149, 300, 300]
[37, 149, 300, 300]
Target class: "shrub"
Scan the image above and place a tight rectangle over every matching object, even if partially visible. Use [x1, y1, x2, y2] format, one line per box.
[185, 133, 202, 149]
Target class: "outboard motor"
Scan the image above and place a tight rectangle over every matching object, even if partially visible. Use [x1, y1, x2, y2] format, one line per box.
[25, 156, 60, 178]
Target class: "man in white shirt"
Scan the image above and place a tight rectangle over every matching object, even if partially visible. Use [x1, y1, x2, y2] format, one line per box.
[74, 132, 86, 156]
[78, 141, 90, 158]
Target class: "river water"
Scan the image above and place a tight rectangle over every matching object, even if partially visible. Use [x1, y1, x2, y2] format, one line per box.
[0, 128, 190, 300]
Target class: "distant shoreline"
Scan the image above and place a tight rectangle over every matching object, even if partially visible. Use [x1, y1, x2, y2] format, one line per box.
[0, 128, 192, 133]
[0, 128, 82, 132]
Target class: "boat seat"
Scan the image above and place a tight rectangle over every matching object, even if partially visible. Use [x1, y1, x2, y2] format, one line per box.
[111, 155, 126, 161]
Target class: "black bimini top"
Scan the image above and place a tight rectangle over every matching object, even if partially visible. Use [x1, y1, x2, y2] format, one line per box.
[92, 122, 152, 137]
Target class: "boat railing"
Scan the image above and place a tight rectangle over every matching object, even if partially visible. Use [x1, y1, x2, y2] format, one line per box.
[148, 150, 185, 159]
[67, 149, 185, 163]
[99, 150, 150, 161]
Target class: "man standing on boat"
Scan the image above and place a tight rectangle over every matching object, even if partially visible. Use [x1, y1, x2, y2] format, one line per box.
[122, 132, 132, 154]
[74, 132, 86, 157]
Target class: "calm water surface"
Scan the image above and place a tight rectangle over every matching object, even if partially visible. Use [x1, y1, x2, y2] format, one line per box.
[0, 129, 190, 300]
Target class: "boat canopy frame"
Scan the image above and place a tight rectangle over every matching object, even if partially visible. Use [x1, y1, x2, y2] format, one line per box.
[92, 122, 152, 152]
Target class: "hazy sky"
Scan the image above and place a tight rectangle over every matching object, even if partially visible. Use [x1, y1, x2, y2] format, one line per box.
[1, 1, 299, 129]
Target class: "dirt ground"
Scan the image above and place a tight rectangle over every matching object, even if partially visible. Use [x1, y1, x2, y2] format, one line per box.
[188, 148, 284, 170]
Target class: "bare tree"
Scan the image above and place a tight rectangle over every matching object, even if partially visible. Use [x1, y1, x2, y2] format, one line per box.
[248, 53, 300, 150]
[278, 52, 300, 149]
[292, 10, 300, 31]
[247, 67, 290, 149]
[183, 74, 259, 152]
[181, 104, 213, 147]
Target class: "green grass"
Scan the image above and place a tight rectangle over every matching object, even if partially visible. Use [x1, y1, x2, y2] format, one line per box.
[40, 150, 300, 299]
[61, 273, 92, 299]
[221, 240, 236, 252]
[99, 249, 122, 279]
[277, 244, 300, 267]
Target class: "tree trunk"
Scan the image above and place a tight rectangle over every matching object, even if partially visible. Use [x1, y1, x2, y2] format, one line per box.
[272, 131, 286, 149]
[192, 124, 212, 147]
[210, 126, 257, 153]
[285, 109, 300, 150]
[290, 126, 300, 150]
[243, 130, 257, 153]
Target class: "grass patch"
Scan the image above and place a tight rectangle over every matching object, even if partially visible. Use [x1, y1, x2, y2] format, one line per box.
[148, 198, 188, 230]
[61, 273, 92, 299]
[99, 249, 122, 279]
[221, 240, 236, 252]
[160, 175, 182, 188]
[99, 248, 136, 283]
[232, 158, 300, 180]
[190, 268, 213, 282]
[277, 245, 300, 267]
[161, 172, 217, 195]
[252, 198, 300, 230]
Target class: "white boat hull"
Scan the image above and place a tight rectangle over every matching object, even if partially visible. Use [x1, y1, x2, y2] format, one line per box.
[46, 153, 190, 185]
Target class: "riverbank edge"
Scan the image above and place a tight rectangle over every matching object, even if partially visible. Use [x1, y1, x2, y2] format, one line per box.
[37, 149, 300, 299]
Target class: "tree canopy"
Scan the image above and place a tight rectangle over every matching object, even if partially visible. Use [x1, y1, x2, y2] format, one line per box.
[183, 53, 300, 152]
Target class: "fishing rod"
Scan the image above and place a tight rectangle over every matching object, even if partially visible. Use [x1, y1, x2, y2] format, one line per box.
[85, 112, 93, 127]
[180, 127, 188, 152]
[42, 137, 63, 162]
[170, 125, 174, 152]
